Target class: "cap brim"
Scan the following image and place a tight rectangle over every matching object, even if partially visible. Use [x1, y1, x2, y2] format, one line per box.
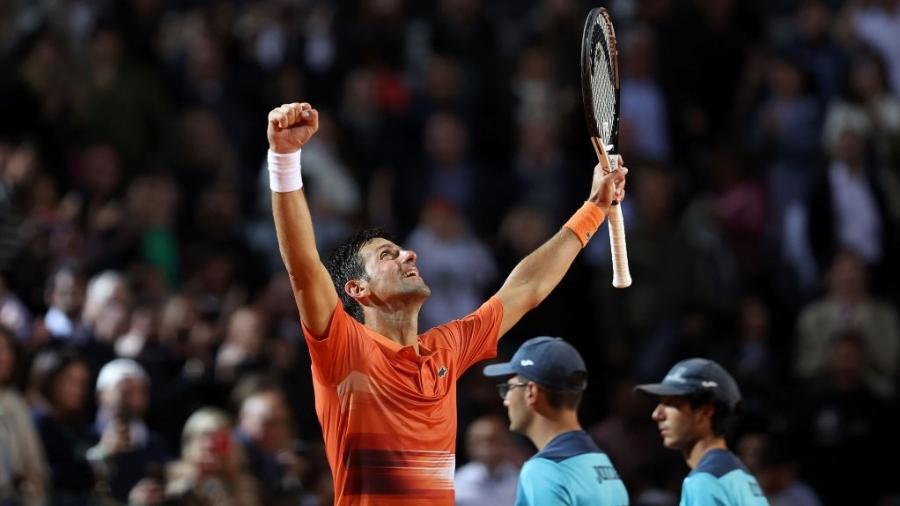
[633, 383, 694, 397]
[482, 362, 516, 378]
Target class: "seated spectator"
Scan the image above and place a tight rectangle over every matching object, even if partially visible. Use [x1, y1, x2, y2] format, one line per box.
[166, 408, 259, 506]
[235, 385, 306, 506]
[757, 436, 823, 506]
[405, 198, 496, 331]
[0, 326, 48, 505]
[808, 121, 894, 281]
[792, 330, 895, 505]
[86, 359, 170, 503]
[454, 415, 518, 506]
[795, 249, 900, 397]
[30, 350, 96, 505]
[41, 266, 89, 345]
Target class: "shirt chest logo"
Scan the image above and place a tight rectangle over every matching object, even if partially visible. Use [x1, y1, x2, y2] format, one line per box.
[438, 366, 448, 378]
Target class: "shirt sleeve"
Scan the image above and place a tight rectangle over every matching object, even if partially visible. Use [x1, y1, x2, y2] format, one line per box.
[425, 296, 503, 378]
[301, 301, 369, 386]
[681, 474, 730, 506]
[515, 459, 570, 506]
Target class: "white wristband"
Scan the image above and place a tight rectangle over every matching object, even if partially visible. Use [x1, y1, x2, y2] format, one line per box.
[267, 149, 303, 192]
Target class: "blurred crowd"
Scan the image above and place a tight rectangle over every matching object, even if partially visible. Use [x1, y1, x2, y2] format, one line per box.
[0, 0, 898, 505]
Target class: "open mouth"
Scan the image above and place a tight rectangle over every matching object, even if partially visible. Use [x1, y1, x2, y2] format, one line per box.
[404, 271, 418, 278]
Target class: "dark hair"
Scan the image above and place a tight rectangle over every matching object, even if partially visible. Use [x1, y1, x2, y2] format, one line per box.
[687, 390, 740, 437]
[31, 349, 87, 409]
[230, 374, 283, 413]
[540, 371, 588, 410]
[325, 228, 392, 323]
[542, 388, 584, 410]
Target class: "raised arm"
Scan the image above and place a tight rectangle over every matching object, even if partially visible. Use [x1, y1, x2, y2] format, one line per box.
[268, 103, 339, 336]
[494, 158, 627, 336]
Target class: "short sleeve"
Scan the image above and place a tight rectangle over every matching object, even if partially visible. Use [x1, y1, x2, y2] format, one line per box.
[301, 301, 370, 386]
[424, 296, 503, 378]
[681, 474, 729, 506]
[515, 459, 570, 506]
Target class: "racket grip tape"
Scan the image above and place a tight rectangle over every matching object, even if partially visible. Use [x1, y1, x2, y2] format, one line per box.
[608, 203, 631, 288]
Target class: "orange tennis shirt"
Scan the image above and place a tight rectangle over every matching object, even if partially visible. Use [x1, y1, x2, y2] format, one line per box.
[301, 296, 504, 506]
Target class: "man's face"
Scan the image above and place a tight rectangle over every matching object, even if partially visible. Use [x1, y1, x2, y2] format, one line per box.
[103, 377, 149, 420]
[240, 392, 291, 454]
[650, 395, 706, 451]
[51, 271, 85, 317]
[502, 375, 533, 434]
[466, 417, 508, 470]
[354, 238, 431, 304]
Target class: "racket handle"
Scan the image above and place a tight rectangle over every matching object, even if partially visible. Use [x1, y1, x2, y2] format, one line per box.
[606, 155, 631, 288]
[608, 203, 631, 288]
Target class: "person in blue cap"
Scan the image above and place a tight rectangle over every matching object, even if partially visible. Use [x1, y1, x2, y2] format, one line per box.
[483, 336, 629, 505]
[635, 358, 769, 505]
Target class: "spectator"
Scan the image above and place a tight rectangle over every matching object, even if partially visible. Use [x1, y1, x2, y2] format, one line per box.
[744, 434, 823, 506]
[41, 266, 88, 345]
[810, 120, 894, 276]
[405, 198, 497, 330]
[166, 408, 260, 506]
[0, 326, 48, 505]
[235, 386, 306, 506]
[30, 350, 96, 505]
[86, 359, 169, 503]
[795, 249, 900, 397]
[792, 330, 895, 505]
[454, 415, 518, 506]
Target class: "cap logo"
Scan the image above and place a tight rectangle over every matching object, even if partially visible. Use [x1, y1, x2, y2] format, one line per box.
[701, 380, 717, 388]
[664, 367, 687, 383]
[520, 359, 535, 367]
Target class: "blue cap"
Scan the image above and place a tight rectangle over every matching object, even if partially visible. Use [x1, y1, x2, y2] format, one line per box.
[634, 358, 742, 409]
[482, 337, 588, 391]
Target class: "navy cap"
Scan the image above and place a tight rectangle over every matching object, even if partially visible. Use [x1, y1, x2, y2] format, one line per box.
[483, 337, 587, 391]
[634, 358, 742, 409]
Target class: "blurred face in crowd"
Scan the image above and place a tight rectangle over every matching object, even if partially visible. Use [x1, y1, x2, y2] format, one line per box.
[239, 391, 291, 454]
[182, 410, 237, 477]
[50, 270, 85, 318]
[850, 59, 886, 97]
[827, 334, 867, 390]
[94, 301, 130, 343]
[501, 375, 534, 434]
[635, 166, 673, 228]
[424, 113, 468, 166]
[466, 416, 509, 471]
[102, 376, 150, 420]
[651, 396, 710, 451]
[768, 59, 805, 99]
[351, 238, 431, 307]
[827, 250, 867, 301]
[53, 361, 90, 416]
[227, 308, 265, 358]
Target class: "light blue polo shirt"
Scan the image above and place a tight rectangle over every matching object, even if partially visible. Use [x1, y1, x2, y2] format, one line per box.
[681, 449, 769, 506]
[515, 430, 629, 506]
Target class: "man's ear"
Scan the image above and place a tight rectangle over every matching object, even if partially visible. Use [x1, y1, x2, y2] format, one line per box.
[696, 403, 715, 425]
[345, 279, 369, 302]
[525, 382, 540, 408]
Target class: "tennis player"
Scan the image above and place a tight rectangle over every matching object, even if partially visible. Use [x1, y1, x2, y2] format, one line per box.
[635, 359, 769, 505]
[484, 336, 629, 505]
[266, 102, 626, 505]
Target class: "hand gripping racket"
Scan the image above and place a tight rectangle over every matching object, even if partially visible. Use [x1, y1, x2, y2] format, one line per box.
[581, 7, 631, 288]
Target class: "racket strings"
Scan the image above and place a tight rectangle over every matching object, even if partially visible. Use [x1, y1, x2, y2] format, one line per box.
[589, 26, 617, 146]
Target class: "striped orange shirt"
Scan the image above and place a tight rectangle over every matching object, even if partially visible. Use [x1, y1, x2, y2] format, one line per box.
[302, 297, 503, 505]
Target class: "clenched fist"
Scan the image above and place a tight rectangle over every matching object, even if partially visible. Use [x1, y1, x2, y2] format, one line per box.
[267, 102, 319, 154]
[588, 155, 628, 211]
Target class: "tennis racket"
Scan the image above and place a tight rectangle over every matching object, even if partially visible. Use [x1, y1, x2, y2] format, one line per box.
[581, 7, 631, 288]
